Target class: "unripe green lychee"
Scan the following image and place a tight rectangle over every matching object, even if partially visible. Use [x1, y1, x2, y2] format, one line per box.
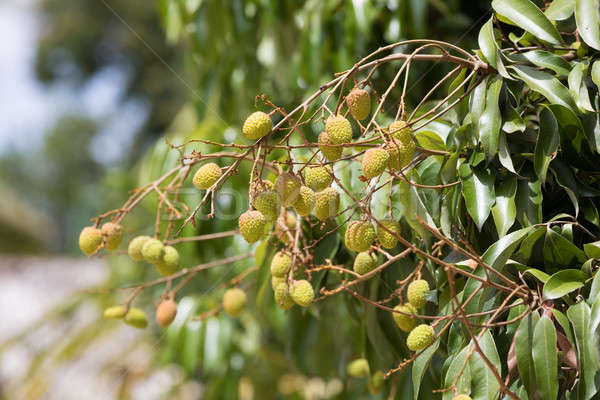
[223, 288, 247, 317]
[272, 275, 285, 289]
[124, 308, 148, 329]
[392, 304, 418, 332]
[275, 173, 302, 206]
[406, 324, 435, 351]
[314, 187, 340, 221]
[453, 395, 472, 400]
[250, 179, 274, 201]
[242, 111, 272, 140]
[101, 222, 123, 251]
[290, 279, 314, 307]
[79, 226, 102, 256]
[353, 252, 378, 275]
[155, 245, 179, 276]
[292, 185, 315, 217]
[368, 370, 385, 394]
[239, 210, 267, 244]
[274, 282, 295, 310]
[275, 212, 297, 244]
[362, 148, 390, 179]
[271, 251, 291, 278]
[345, 220, 376, 252]
[104, 305, 126, 319]
[156, 299, 177, 328]
[407, 279, 430, 309]
[318, 131, 343, 161]
[254, 190, 280, 221]
[386, 137, 415, 170]
[304, 166, 333, 192]
[325, 115, 353, 144]
[347, 358, 370, 378]
[193, 162, 222, 190]
[141, 238, 165, 264]
[128, 235, 151, 261]
[346, 88, 371, 121]
[388, 120, 412, 143]
[377, 219, 400, 249]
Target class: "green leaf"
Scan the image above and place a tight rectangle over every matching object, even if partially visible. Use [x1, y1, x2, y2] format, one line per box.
[545, 0, 576, 20]
[498, 132, 516, 174]
[515, 168, 543, 226]
[459, 163, 495, 230]
[508, 50, 572, 76]
[502, 105, 526, 133]
[511, 65, 577, 113]
[492, 0, 563, 45]
[412, 340, 440, 400]
[398, 176, 435, 242]
[415, 130, 447, 151]
[575, 0, 600, 50]
[482, 226, 533, 270]
[532, 316, 558, 400]
[443, 345, 472, 400]
[479, 77, 503, 161]
[584, 241, 600, 259]
[567, 301, 600, 399]
[592, 60, 600, 88]
[515, 312, 540, 397]
[543, 269, 587, 299]
[478, 17, 499, 69]
[469, 330, 501, 400]
[568, 62, 595, 112]
[469, 78, 488, 143]
[524, 268, 550, 283]
[491, 175, 517, 237]
[534, 107, 559, 183]
[543, 228, 588, 270]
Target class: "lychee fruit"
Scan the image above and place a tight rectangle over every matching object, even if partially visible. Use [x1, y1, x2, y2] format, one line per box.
[104, 305, 126, 319]
[128, 235, 151, 261]
[275, 212, 297, 244]
[345, 220, 375, 252]
[353, 252, 378, 275]
[290, 279, 314, 307]
[223, 288, 247, 317]
[392, 303, 418, 332]
[377, 219, 400, 249]
[156, 298, 177, 328]
[242, 111, 272, 140]
[304, 166, 333, 192]
[79, 226, 102, 256]
[386, 137, 415, 170]
[388, 120, 412, 142]
[314, 187, 340, 221]
[318, 131, 343, 161]
[155, 245, 179, 276]
[274, 282, 295, 310]
[271, 251, 291, 278]
[346, 358, 370, 378]
[362, 148, 390, 179]
[292, 185, 315, 217]
[346, 88, 371, 121]
[141, 238, 165, 264]
[407, 279, 430, 309]
[325, 115, 353, 144]
[406, 324, 435, 351]
[124, 307, 148, 329]
[254, 190, 280, 221]
[250, 179, 274, 200]
[193, 162, 222, 190]
[275, 172, 301, 206]
[101, 222, 123, 251]
[368, 370, 385, 394]
[238, 210, 267, 244]
[271, 275, 285, 289]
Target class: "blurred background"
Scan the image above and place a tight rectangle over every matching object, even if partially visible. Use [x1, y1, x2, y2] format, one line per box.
[0, 0, 491, 398]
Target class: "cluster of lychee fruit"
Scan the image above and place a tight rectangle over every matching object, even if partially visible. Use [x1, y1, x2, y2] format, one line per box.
[391, 279, 436, 352]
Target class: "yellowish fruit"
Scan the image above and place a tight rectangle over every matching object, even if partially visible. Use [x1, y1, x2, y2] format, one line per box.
[79, 226, 102, 256]
[156, 299, 177, 328]
[346, 88, 371, 121]
[238, 210, 266, 243]
[406, 324, 435, 351]
[386, 138, 415, 170]
[274, 282, 295, 310]
[318, 131, 343, 161]
[101, 222, 123, 251]
[104, 305, 126, 319]
[223, 288, 247, 317]
[388, 120, 412, 143]
[304, 166, 333, 192]
[275, 173, 302, 206]
[377, 219, 400, 249]
[128, 235, 151, 261]
[242, 111, 272, 140]
[392, 304, 418, 332]
[314, 187, 340, 221]
[254, 190, 280, 221]
[347, 358, 370, 377]
[250, 179, 274, 201]
[353, 252, 378, 275]
[192, 162, 222, 190]
[368, 370, 385, 394]
[141, 239, 165, 264]
[271, 275, 285, 289]
[271, 251, 291, 278]
[345, 220, 375, 252]
[362, 148, 390, 179]
[407, 279, 430, 309]
[275, 212, 297, 244]
[292, 185, 315, 217]
[290, 280, 314, 307]
[124, 308, 148, 329]
[155, 245, 179, 276]
[325, 115, 353, 144]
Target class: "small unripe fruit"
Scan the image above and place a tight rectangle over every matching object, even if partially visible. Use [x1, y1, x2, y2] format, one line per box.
[353, 252, 378, 275]
[242, 111, 272, 140]
[346, 88, 371, 121]
[193, 162, 222, 190]
[386, 138, 415, 170]
[407, 279, 430, 309]
[290, 279, 314, 307]
[272, 275, 285, 289]
[314, 187, 340, 221]
[275, 212, 297, 244]
[156, 299, 177, 328]
[453, 395, 472, 400]
[239, 210, 267, 244]
[274, 282, 295, 310]
[393, 304, 418, 332]
[362, 148, 390, 179]
[388, 120, 412, 143]
[254, 190, 280, 221]
[104, 305, 126, 319]
[368, 370, 385, 394]
[223, 288, 247, 317]
[79, 226, 102, 256]
[141, 239, 165, 264]
[101, 222, 123, 251]
[347, 358, 370, 378]
[377, 219, 400, 249]
[155, 245, 179, 276]
[275, 173, 302, 206]
[406, 324, 435, 351]
[318, 131, 343, 161]
[345, 220, 375, 252]
[250, 179, 274, 201]
[304, 166, 333, 192]
[325, 115, 352, 144]
[124, 308, 148, 329]
[271, 251, 292, 278]
[128, 235, 151, 261]
[292, 185, 315, 216]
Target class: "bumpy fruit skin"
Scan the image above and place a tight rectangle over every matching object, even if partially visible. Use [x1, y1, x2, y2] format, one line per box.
[155, 245, 179, 276]
[346, 88, 371, 121]
[347, 358, 370, 378]
[238, 210, 267, 244]
[104, 305, 126, 319]
[388, 120, 411, 142]
[124, 308, 148, 329]
[128, 235, 151, 261]
[193, 163, 222, 190]
[141, 239, 165, 264]
[345, 220, 376, 252]
[271, 251, 291, 277]
[274, 282, 295, 310]
[318, 131, 343, 161]
[292, 186, 315, 217]
[290, 280, 314, 307]
[156, 299, 177, 328]
[386, 138, 415, 170]
[304, 166, 333, 191]
[407, 279, 430, 309]
[314, 187, 340, 221]
[101, 222, 123, 251]
[368, 370, 385, 394]
[275, 212, 297, 244]
[254, 190, 280, 221]
[362, 148, 390, 179]
[79, 226, 102, 256]
[250, 179, 274, 201]
[453, 395, 472, 400]
[242, 111, 272, 139]
[377, 219, 400, 249]
[325, 115, 353, 144]
[275, 173, 302, 206]
[223, 288, 247, 317]
[353, 252, 378, 275]
[271, 275, 285, 289]
[393, 303, 418, 332]
[406, 324, 435, 351]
